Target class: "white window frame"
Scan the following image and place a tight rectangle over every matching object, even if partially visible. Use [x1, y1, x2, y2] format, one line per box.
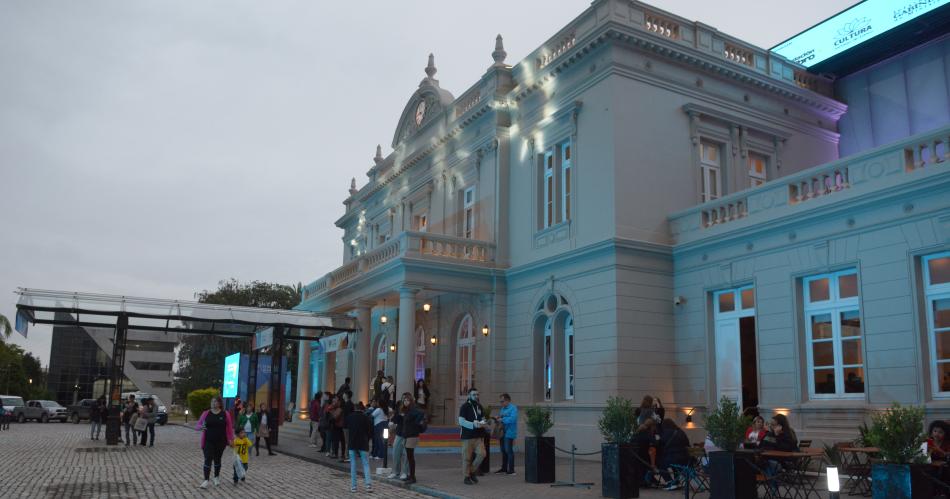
[700, 140, 721, 203]
[565, 315, 575, 400]
[543, 319, 553, 401]
[456, 315, 476, 398]
[748, 152, 767, 187]
[415, 213, 428, 233]
[463, 186, 476, 240]
[375, 336, 388, 375]
[415, 326, 426, 382]
[543, 149, 555, 229]
[561, 141, 572, 223]
[925, 252, 950, 398]
[803, 269, 864, 400]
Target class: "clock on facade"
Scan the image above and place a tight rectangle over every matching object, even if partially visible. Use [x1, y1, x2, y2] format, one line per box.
[414, 100, 426, 125]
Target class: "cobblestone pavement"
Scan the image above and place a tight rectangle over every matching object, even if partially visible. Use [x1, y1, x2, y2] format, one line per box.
[0, 422, 429, 498]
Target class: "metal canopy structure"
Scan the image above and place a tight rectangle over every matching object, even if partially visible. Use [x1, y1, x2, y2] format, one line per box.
[15, 288, 357, 445]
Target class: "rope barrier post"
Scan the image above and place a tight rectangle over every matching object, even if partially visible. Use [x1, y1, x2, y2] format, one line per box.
[551, 443, 595, 489]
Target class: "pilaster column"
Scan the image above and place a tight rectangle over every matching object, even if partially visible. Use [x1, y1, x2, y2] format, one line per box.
[354, 303, 373, 405]
[295, 339, 310, 421]
[397, 288, 419, 397]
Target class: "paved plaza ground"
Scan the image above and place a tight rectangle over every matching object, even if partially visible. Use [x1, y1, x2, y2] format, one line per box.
[0, 419, 864, 498]
[0, 422, 428, 499]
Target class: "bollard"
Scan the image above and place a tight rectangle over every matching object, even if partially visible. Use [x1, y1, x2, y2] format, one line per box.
[551, 443, 596, 489]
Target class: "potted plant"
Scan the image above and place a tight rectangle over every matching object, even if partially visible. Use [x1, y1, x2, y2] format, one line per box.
[866, 403, 932, 499]
[599, 396, 639, 498]
[704, 396, 755, 499]
[524, 406, 555, 483]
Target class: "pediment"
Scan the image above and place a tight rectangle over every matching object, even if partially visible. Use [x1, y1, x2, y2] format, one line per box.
[391, 57, 455, 149]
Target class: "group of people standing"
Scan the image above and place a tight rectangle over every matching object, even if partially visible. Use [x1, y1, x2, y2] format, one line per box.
[87, 395, 158, 446]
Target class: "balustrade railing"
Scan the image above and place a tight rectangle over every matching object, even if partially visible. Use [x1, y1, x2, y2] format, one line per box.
[702, 198, 748, 228]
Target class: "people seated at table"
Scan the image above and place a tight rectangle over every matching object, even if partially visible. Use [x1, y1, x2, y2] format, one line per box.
[928, 420, 950, 462]
[759, 414, 799, 453]
[655, 418, 691, 490]
[744, 415, 767, 448]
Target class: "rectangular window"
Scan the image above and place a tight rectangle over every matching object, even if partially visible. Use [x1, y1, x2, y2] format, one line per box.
[700, 141, 721, 202]
[463, 186, 475, 239]
[561, 141, 572, 222]
[925, 252, 950, 396]
[749, 152, 767, 187]
[414, 213, 428, 232]
[803, 269, 864, 398]
[543, 150, 554, 228]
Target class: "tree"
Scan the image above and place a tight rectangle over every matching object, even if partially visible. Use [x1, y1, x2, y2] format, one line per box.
[0, 342, 50, 399]
[0, 313, 12, 340]
[174, 279, 301, 403]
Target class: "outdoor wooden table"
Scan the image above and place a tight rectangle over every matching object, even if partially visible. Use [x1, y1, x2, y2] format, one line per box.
[839, 447, 879, 497]
[758, 449, 826, 499]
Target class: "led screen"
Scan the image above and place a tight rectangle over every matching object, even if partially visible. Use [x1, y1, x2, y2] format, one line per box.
[771, 0, 950, 67]
[222, 352, 240, 398]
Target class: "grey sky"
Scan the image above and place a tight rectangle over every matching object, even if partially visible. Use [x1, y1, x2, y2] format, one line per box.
[0, 0, 856, 365]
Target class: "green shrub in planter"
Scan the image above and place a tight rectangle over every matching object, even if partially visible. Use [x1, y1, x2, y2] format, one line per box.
[599, 397, 639, 498]
[526, 405, 553, 437]
[704, 397, 754, 499]
[866, 403, 930, 499]
[703, 396, 749, 452]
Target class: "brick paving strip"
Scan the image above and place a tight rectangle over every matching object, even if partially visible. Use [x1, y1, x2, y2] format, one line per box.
[0, 421, 429, 499]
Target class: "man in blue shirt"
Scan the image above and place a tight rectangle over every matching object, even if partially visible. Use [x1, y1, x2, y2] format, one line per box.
[494, 393, 518, 475]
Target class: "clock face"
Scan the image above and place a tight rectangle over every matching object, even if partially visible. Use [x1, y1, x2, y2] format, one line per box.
[414, 101, 426, 125]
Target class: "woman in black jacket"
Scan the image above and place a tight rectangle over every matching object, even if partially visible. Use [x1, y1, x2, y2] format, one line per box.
[759, 414, 799, 452]
[396, 393, 426, 484]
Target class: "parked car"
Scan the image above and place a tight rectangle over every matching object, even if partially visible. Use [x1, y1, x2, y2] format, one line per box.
[15, 400, 68, 423]
[0, 395, 24, 422]
[121, 392, 168, 425]
[67, 398, 97, 424]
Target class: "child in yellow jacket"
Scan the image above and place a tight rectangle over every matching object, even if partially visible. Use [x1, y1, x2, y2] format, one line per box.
[232, 428, 253, 484]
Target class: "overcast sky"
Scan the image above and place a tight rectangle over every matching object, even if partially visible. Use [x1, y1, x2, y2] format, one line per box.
[0, 0, 856, 364]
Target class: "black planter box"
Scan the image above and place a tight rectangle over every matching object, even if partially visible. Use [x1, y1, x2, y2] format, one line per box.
[871, 463, 936, 499]
[709, 450, 758, 499]
[525, 436, 556, 483]
[479, 434, 491, 474]
[601, 443, 640, 499]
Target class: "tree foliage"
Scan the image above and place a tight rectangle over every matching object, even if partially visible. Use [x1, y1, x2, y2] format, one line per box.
[187, 387, 221, 417]
[703, 396, 750, 452]
[174, 279, 301, 403]
[0, 313, 12, 339]
[0, 341, 51, 400]
[866, 403, 927, 464]
[525, 405, 554, 437]
[598, 396, 638, 443]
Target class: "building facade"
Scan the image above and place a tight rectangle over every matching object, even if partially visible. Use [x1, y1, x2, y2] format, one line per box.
[296, 0, 950, 448]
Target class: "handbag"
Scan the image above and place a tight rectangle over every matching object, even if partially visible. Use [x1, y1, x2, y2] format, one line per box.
[134, 417, 147, 432]
[232, 452, 246, 480]
[490, 420, 505, 439]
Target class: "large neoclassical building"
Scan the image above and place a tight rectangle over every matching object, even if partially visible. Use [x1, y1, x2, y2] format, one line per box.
[295, 0, 950, 447]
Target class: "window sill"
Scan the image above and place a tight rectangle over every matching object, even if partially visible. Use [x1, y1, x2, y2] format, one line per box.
[534, 221, 572, 249]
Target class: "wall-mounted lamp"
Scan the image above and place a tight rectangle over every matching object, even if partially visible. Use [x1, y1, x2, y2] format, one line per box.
[482, 324, 490, 336]
[430, 335, 438, 345]
[685, 407, 695, 425]
[390, 343, 396, 352]
[422, 303, 431, 313]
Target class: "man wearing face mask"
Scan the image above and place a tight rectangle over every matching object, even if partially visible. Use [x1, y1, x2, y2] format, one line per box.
[458, 387, 488, 485]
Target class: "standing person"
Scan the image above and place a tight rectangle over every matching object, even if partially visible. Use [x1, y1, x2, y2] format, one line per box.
[232, 428, 253, 484]
[494, 393, 518, 475]
[319, 392, 333, 453]
[195, 395, 234, 489]
[380, 376, 394, 411]
[140, 398, 157, 447]
[309, 392, 323, 448]
[327, 395, 342, 458]
[337, 377, 351, 398]
[339, 391, 354, 463]
[397, 393, 425, 484]
[255, 403, 275, 456]
[386, 403, 409, 480]
[345, 399, 374, 493]
[458, 387, 488, 485]
[414, 379, 430, 417]
[89, 397, 104, 440]
[372, 370, 385, 404]
[237, 405, 258, 447]
[121, 395, 139, 447]
[370, 399, 388, 459]
[233, 397, 243, 421]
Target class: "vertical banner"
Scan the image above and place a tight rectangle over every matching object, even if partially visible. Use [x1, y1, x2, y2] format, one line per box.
[254, 356, 272, 408]
[238, 354, 249, 401]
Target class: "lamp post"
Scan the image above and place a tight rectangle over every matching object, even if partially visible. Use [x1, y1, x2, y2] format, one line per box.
[827, 466, 840, 499]
[184, 409, 189, 424]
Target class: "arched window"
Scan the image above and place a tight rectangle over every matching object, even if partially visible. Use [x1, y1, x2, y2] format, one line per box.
[544, 320, 553, 401]
[565, 315, 575, 400]
[376, 335, 388, 375]
[415, 326, 426, 381]
[457, 315, 476, 397]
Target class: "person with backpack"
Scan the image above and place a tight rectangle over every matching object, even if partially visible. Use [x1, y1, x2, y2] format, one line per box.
[369, 399, 388, 459]
[379, 376, 394, 411]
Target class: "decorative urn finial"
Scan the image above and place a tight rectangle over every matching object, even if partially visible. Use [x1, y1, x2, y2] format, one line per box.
[374, 144, 383, 165]
[425, 53, 437, 79]
[349, 177, 357, 196]
[492, 34, 507, 66]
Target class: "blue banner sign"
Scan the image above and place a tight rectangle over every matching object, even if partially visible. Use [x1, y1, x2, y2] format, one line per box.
[771, 0, 950, 68]
[222, 352, 241, 398]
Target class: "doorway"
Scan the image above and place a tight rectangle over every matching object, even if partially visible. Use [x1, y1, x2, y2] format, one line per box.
[713, 286, 758, 410]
